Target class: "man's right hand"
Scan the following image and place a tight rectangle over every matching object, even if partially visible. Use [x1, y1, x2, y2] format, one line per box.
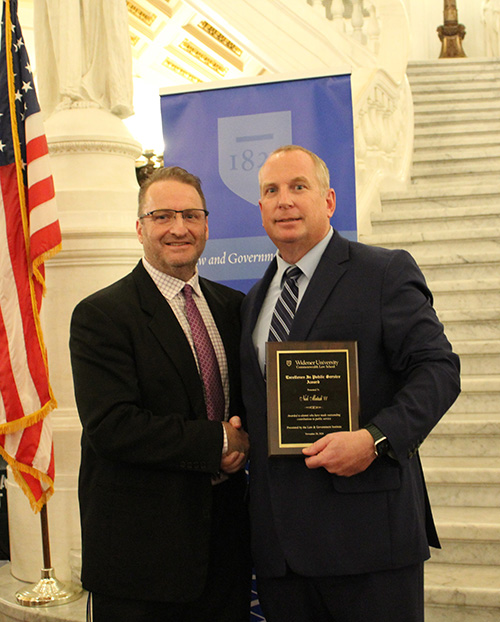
[221, 417, 249, 473]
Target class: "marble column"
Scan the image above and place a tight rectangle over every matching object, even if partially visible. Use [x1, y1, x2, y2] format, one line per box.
[7, 0, 143, 583]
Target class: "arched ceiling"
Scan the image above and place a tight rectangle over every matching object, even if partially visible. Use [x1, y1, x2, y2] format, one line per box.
[126, 0, 268, 86]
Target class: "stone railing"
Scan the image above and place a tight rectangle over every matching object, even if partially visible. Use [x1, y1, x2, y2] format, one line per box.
[307, 0, 381, 53]
[307, 0, 413, 234]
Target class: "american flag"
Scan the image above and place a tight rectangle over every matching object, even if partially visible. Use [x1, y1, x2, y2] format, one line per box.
[0, 0, 60, 512]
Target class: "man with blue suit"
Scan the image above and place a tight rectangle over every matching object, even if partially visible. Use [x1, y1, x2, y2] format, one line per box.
[241, 145, 460, 622]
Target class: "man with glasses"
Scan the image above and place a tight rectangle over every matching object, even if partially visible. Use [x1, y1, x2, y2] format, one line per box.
[70, 166, 251, 622]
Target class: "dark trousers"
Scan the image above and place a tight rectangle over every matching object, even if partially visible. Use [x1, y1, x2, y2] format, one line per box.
[87, 478, 251, 622]
[256, 562, 424, 622]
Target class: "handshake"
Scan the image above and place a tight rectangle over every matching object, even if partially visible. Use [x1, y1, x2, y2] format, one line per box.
[221, 416, 249, 474]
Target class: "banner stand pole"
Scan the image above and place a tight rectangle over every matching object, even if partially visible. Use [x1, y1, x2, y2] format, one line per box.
[15, 504, 83, 607]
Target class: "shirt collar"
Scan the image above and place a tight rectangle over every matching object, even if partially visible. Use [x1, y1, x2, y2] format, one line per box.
[142, 257, 201, 300]
[275, 227, 334, 283]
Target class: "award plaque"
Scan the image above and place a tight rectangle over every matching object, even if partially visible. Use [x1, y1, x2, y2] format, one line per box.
[266, 341, 359, 457]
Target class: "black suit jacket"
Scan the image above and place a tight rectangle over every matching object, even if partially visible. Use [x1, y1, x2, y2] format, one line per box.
[70, 261, 246, 602]
[241, 232, 460, 578]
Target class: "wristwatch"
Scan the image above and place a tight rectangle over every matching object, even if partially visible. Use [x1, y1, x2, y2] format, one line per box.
[365, 423, 390, 458]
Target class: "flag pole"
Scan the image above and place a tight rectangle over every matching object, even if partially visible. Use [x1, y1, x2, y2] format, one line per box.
[1, 0, 79, 606]
[15, 504, 82, 607]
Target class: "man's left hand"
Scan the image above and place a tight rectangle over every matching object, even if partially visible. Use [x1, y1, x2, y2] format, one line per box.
[302, 429, 376, 476]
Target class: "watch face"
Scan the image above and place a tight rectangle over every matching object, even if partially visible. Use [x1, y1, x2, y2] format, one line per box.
[375, 438, 389, 457]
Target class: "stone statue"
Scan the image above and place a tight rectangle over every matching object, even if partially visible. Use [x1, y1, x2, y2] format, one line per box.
[482, 0, 500, 57]
[34, 0, 134, 119]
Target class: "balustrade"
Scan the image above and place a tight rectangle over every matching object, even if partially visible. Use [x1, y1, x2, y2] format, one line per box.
[305, 0, 413, 234]
[308, 0, 381, 51]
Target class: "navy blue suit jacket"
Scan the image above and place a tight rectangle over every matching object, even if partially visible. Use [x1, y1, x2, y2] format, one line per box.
[241, 231, 460, 578]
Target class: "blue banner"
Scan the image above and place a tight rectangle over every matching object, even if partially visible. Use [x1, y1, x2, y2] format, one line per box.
[160, 72, 356, 293]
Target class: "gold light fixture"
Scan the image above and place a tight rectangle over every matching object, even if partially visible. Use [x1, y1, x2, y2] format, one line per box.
[438, 0, 466, 58]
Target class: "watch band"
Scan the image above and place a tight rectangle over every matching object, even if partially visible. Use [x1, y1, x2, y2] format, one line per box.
[365, 423, 390, 457]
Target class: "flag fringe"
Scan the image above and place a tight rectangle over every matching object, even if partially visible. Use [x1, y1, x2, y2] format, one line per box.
[0, 394, 57, 436]
[33, 241, 63, 296]
[0, 445, 55, 513]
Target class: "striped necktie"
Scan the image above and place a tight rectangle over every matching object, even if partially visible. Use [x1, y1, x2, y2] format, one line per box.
[183, 284, 225, 421]
[268, 266, 302, 342]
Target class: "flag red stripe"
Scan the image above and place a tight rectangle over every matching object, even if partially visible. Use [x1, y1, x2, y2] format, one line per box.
[30, 220, 62, 257]
[17, 419, 43, 465]
[26, 133, 49, 161]
[29, 176, 55, 211]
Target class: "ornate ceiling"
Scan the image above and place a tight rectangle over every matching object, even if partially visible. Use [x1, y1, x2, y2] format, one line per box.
[126, 0, 267, 86]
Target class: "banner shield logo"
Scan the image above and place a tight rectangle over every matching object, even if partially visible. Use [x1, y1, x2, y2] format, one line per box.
[218, 111, 292, 205]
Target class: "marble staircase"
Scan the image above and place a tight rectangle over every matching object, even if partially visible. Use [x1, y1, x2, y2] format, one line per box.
[360, 58, 500, 621]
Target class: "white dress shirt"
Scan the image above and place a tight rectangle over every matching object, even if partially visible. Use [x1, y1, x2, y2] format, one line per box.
[252, 227, 334, 374]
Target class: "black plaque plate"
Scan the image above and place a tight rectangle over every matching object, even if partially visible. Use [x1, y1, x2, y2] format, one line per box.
[266, 341, 359, 456]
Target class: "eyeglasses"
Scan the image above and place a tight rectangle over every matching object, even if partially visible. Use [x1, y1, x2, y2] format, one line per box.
[138, 209, 209, 225]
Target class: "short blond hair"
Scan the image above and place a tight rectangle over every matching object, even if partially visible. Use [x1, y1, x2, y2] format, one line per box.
[259, 145, 331, 195]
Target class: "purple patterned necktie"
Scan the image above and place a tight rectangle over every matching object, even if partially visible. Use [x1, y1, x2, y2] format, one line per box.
[183, 284, 225, 421]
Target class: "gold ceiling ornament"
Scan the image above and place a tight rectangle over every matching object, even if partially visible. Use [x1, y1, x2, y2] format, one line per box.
[437, 0, 466, 58]
[179, 39, 228, 76]
[198, 20, 243, 57]
[130, 33, 140, 47]
[162, 57, 201, 83]
[126, 0, 156, 27]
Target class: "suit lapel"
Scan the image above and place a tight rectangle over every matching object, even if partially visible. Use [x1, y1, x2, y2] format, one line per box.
[132, 263, 206, 417]
[289, 232, 350, 341]
[243, 258, 278, 381]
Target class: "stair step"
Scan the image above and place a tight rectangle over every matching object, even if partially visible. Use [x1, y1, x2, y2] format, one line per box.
[408, 57, 500, 74]
[381, 182, 500, 206]
[411, 71, 500, 84]
[409, 69, 500, 83]
[408, 57, 500, 71]
[423, 455, 500, 507]
[423, 263, 500, 282]
[414, 130, 500, 149]
[439, 313, 500, 342]
[431, 279, 500, 311]
[395, 251, 500, 282]
[425, 562, 500, 620]
[413, 156, 500, 175]
[428, 507, 500, 566]
[448, 392, 500, 415]
[441, 412, 500, 422]
[414, 145, 500, 163]
[414, 100, 500, 115]
[414, 108, 500, 126]
[413, 86, 500, 101]
[363, 227, 500, 253]
[371, 205, 500, 235]
[452, 340, 500, 375]
[415, 119, 500, 136]
[414, 103, 500, 123]
[421, 417, 500, 458]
